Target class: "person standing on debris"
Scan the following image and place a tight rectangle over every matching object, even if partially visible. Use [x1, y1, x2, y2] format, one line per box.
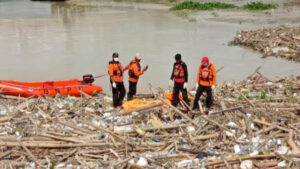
[192, 56, 216, 112]
[169, 53, 189, 107]
[108, 52, 126, 107]
[123, 53, 148, 100]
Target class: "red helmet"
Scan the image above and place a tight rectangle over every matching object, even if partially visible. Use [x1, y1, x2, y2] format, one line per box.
[201, 56, 209, 64]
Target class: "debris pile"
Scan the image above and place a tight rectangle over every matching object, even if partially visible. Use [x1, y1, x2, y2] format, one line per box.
[231, 26, 300, 62]
[0, 69, 299, 168]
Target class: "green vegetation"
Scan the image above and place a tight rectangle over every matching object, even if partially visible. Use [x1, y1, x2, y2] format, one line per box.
[243, 2, 277, 10]
[171, 1, 278, 11]
[260, 91, 266, 99]
[170, 1, 237, 11]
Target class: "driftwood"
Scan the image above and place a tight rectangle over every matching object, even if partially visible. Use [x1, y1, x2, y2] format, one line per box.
[159, 98, 201, 129]
[0, 70, 298, 168]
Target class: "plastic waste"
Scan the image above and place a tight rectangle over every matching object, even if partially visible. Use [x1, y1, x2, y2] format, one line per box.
[238, 134, 247, 141]
[225, 130, 236, 137]
[276, 146, 289, 154]
[145, 151, 169, 158]
[176, 159, 200, 168]
[152, 137, 160, 142]
[66, 164, 73, 169]
[234, 145, 241, 154]
[104, 96, 113, 102]
[196, 151, 208, 160]
[272, 47, 289, 53]
[227, 121, 238, 128]
[136, 128, 146, 136]
[250, 150, 258, 156]
[187, 126, 195, 132]
[151, 119, 162, 126]
[252, 136, 261, 150]
[240, 160, 253, 169]
[278, 161, 287, 168]
[136, 157, 148, 167]
[84, 107, 94, 113]
[177, 160, 192, 168]
[128, 158, 135, 165]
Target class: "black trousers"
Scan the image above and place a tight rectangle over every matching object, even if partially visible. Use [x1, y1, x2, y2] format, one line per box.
[127, 81, 137, 100]
[112, 82, 126, 107]
[192, 84, 213, 110]
[172, 82, 189, 107]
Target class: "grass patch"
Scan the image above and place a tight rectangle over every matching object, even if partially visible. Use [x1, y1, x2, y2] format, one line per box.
[173, 10, 191, 18]
[170, 1, 237, 11]
[243, 2, 277, 10]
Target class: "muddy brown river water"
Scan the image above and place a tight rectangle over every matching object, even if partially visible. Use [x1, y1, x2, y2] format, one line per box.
[0, 0, 299, 93]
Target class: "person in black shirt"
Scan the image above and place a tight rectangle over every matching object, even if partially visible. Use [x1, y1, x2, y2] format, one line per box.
[169, 53, 189, 107]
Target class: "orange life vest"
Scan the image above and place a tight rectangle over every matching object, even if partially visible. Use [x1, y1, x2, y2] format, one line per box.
[128, 61, 141, 80]
[199, 64, 213, 81]
[173, 64, 184, 78]
[108, 61, 123, 82]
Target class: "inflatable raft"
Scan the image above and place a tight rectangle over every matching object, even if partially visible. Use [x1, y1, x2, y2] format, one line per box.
[0, 79, 102, 97]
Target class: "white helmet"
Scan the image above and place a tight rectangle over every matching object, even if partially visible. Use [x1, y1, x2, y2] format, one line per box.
[135, 53, 141, 60]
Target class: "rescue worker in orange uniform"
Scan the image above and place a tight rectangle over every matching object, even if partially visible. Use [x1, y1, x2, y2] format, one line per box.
[192, 56, 216, 111]
[123, 53, 148, 100]
[169, 53, 189, 107]
[108, 52, 126, 107]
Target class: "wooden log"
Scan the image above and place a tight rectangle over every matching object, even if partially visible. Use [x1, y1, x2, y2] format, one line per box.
[253, 119, 290, 132]
[0, 141, 112, 148]
[220, 153, 232, 169]
[200, 115, 231, 132]
[254, 125, 277, 135]
[205, 154, 276, 166]
[39, 133, 86, 143]
[210, 106, 243, 115]
[0, 141, 163, 148]
[56, 149, 77, 163]
[287, 130, 300, 154]
[0, 151, 11, 159]
[254, 161, 278, 168]
[0, 116, 14, 123]
[178, 147, 199, 154]
[142, 124, 189, 131]
[237, 91, 254, 107]
[0, 161, 26, 167]
[194, 133, 219, 140]
[198, 101, 204, 114]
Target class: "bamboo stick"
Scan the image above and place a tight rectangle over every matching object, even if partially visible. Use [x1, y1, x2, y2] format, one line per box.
[159, 98, 201, 129]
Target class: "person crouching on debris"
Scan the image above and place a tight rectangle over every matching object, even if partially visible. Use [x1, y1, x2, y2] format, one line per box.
[108, 52, 126, 107]
[123, 53, 148, 100]
[169, 53, 189, 107]
[192, 56, 216, 113]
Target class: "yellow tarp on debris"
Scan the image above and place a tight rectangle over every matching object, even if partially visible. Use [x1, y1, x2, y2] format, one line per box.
[164, 91, 184, 102]
[122, 99, 170, 111]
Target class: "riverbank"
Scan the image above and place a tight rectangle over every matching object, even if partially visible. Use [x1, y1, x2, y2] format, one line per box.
[0, 70, 299, 168]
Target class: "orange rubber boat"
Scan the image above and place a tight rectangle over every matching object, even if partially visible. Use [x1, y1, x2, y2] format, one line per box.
[0, 77, 102, 97]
